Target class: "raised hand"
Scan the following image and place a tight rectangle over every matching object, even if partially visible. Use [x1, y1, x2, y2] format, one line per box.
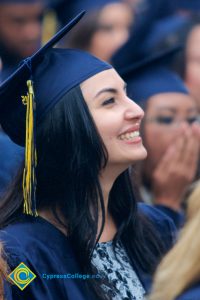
[152, 122, 200, 211]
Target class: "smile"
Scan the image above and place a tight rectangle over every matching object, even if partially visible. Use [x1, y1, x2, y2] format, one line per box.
[119, 131, 140, 141]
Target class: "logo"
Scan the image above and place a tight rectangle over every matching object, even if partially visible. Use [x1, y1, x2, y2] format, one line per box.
[8, 262, 36, 290]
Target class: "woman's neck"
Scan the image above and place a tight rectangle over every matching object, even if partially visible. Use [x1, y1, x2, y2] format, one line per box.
[99, 164, 124, 212]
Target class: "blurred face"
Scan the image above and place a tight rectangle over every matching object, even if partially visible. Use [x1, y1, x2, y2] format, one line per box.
[89, 3, 133, 62]
[185, 25, 200, 109]
[81, 69, 147, 170]
[0, 2, 44, 59]
[143, 92, 199, 170]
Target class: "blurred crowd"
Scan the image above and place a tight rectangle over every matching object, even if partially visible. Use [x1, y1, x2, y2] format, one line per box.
[1, 0, 200, 299]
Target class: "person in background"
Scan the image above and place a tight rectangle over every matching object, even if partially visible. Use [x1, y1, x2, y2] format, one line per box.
[65, 1, 133, 62]
[116, 0, 200, 112]
[149, 181, 200, 300]
[154, 15, 200, 112]
[0, 0, 45, 82]
[0, 12, 175, 300]
[111, 0, 177, 70]
[0, 0, 45, 197]
[111, 0, 200, 76]
[182, 21, 200, 110]
[50, 0, 132, 29]
[116, 48, 200, 228]
[137, 13, 200, 112]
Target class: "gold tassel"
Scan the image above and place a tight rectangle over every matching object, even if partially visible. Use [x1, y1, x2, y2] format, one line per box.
[21, 80, 38, 216]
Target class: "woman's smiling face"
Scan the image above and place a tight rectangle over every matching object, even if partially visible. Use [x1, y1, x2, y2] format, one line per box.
[81, 68, 147, 170]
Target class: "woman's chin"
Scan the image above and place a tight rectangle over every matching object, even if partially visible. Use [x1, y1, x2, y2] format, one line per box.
[129, 145, 148, 162]
[120, 148, 148, 168]
[139, 147, 148, 160]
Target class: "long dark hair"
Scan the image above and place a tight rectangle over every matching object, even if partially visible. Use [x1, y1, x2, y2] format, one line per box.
[0, 86, 167, 299]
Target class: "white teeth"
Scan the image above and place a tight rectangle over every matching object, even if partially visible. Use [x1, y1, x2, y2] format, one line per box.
[119, 131, 140, 140]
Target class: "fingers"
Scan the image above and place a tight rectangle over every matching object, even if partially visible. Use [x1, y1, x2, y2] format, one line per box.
[152, 122, 200, 209]
[158, 133, 185, 173]
[181, 123, 200, 179]
[155, 122, 200, 184]
[154, 144, 176, 175]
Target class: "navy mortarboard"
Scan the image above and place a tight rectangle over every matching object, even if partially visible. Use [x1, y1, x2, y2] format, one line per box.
[140, 15, 191, 55]
[67, 0, 121, 13]
[176, 0, 200, 11]
[117, 46, 188, 103]
[0, 0, 43, 2]
[0, 11, 112, 216]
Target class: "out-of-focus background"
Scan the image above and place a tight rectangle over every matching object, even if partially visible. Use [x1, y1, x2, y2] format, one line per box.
[1, 0, 200, 105]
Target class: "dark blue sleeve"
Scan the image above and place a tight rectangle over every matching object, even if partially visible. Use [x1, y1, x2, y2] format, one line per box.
[0, 132, 24, 196]
[154, 205, 185, 229]
[0, 232, 36, 300]
[0, 230, 69, 300]
[0, 228, 94, 300]
[138, 203, 177, 250]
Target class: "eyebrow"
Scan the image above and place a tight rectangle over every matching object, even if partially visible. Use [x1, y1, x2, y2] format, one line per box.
[155, 107, 197, 113]
[94, 83, 127, 99]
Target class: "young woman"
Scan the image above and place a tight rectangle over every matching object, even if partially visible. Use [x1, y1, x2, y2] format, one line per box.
[0, 13, 175, 300]
[149, 182, 200, 300]
[65, 1, 133, 62]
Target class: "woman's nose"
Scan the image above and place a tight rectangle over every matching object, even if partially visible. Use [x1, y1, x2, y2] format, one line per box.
[124, 97, 144, 120]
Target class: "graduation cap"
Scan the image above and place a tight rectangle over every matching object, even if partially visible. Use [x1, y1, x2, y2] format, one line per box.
[67, 0, 121, 15]
[0, 0, 43, 3]
[117, 46, 188, 103]
[176, 0, 200, 11]
[141, 15, 191, 55]
[0, 11, 112, 216]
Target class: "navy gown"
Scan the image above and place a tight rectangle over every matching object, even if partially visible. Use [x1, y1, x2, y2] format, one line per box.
[0, 204, 176, 300]
[0, 131, 24, 197]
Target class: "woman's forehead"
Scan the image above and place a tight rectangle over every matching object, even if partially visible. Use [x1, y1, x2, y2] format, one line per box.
[81, 68, 124, 95]
[147, 92, 198, 111]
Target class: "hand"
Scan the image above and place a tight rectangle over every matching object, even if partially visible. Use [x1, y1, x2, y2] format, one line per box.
[152, 122, 200, 211]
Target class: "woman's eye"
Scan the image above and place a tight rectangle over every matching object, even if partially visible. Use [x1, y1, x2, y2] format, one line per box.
[102, 98, 115, 106]
[187, 116, 199, 124]
[98, 24, 114, 32]
[155, 116, 174, 124]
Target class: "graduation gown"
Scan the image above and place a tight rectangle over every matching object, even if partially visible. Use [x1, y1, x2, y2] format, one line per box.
[0, 203, 176, 300]
[0, 131, 24, 197]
